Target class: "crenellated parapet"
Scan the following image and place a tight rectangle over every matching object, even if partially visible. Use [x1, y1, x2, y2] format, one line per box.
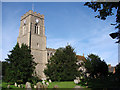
[21, 10, 44, 21]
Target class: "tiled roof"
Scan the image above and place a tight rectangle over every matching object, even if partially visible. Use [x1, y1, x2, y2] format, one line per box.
[76, 55, 86, 62]
[108, 65, 115, 73]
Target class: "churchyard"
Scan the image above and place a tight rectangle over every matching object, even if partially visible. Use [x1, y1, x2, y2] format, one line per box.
[2, 1, 120, 89]
[2, 44, 120, 89]
[2, 79, 120, 89]
[2, 81, 87, 89]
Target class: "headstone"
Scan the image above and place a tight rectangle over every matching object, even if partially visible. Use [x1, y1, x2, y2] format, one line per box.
[53, 85, 58, 88]
[42, 80, 45, 84]
[36, 82, 43, 88]
[46, 82, 49, 86]
[34, 85, 36, 88]
[7, 85, 10, 88]
[25, 82, 31, 89]
[49, 79, 52, 83]
[18, 85, 20, 88]
[21, 84, 23, 88]
[74, 85, 81, 88]
[14, 82, 17, 87]
[74, 79, 79, 84]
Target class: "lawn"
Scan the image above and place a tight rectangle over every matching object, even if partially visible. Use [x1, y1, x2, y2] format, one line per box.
[2, 81, 87, 89]
[48, 81, 81, 88]
[2, 79, 120, 89]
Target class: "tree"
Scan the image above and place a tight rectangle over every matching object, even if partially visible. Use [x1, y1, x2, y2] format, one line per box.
[84, 2, 120, 43]
[2, 61, 9, 80]
[115, 63, 120, 81]
[85, 54, 108, 78]
[4, 43, 37, 83]
[44, 45, 80, 81]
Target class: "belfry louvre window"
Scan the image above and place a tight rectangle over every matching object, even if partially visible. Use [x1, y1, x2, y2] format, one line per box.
[35, 24, 39, 34]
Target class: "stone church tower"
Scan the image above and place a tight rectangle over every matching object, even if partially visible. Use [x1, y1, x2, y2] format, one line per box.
[17, 10, 47, 79]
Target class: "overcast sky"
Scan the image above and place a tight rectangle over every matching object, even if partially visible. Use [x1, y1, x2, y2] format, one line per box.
[2, 2, 118, 66]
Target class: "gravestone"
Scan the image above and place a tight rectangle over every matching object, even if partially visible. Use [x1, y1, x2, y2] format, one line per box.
[74, 85, 82, 90]
[34, 85, 36, 88]
[25, 82, 31, 89]
[18, 85, 20, 88]
[46, 82, 49, 86]
[36, 82, 43, 88]
[42, 80, 45, 84]
[14, 82, 17, 87]
[74, 86, 81, 88]
[49, 79, 52, 83]
[7, 85, 10, 88]
[74, 79, 79, 84]
[53, 85, 58, 88]
[21, 84, 23, 88]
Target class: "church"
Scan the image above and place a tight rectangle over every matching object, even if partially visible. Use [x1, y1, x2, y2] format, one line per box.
[17, 10, 85, 79]
[17, 10, 56, 79]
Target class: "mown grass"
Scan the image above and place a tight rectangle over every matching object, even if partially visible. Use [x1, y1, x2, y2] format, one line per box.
[2, 81, 85, 89]
[48, 81, 77, 88]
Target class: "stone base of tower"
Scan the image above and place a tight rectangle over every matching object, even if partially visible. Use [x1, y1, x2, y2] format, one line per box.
[35, 63, 46, 79]
[31, 49, 47, 79]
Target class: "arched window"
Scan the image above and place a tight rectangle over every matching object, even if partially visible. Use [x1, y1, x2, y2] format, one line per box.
[23, 26, 26, 35]
[47, 53, 49, 56]
[35, 23, 39, 34]
[37, 43, 39, 47]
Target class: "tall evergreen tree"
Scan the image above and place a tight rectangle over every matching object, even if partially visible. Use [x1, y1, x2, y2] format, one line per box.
[85, 54, 108, 78]
[115, 63, 120, 81]
[5, 43, 37, 83]
[44, 45, 79, 81]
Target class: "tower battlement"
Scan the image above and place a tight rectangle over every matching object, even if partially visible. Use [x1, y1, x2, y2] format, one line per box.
[21, 10, 44, 21]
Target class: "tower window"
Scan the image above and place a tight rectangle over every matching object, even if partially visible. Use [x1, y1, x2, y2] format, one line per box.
[35, 23, 39, 34]
[23, 26, 26, 35]
[47, 53, 49, 56]
[37, 43, 39, 47]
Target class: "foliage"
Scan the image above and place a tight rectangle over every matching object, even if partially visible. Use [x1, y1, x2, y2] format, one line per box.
[85, 54, 108, 78]
[0, 61, 1, 76]
[4, 43, 37, 83]
[44, 45, 80, 81]
[84, 2, 120, 43]
[86, 78, 120, 88]
[115, 63, 120, 81]
[2, 61, 9, 80]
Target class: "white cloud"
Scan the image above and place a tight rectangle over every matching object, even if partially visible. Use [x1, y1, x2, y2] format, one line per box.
[47, 24, 118, 66]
